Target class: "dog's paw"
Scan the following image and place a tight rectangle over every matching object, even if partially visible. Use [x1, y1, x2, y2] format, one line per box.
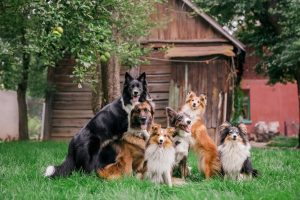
[44, 165, 55, 177]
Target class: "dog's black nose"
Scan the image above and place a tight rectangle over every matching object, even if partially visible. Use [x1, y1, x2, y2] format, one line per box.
[159, 139, 163, 143]
[233, 135, 237, 140]
[187, 120, 191, 125]
[134, 91, 138, 95]
[193, 103, 196, 107]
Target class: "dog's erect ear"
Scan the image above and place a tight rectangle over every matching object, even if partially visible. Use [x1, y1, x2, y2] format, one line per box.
[166, 107, 177, 126]
[151, 124, 161, 135]
[137, 72, 146, 84]
[200, 94, 207, 105]
[125, 72, 134, 84]
[185, 91, 196, 103]
[238, 123, 247, 135]
[166, 127, 175, 136]
[219, 122, 231, 134]
[147, 100, 155, 116]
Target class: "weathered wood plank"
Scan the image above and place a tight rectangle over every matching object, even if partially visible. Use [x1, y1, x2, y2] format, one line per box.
[54, 92, 92, 101]
[55, 83, 92, 92]
[53, 101, 92, 110]
[52, 119, 90, 127]
[52, 110, 94, 119]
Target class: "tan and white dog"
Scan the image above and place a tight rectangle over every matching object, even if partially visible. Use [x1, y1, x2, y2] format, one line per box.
[143, 124, 175, 187]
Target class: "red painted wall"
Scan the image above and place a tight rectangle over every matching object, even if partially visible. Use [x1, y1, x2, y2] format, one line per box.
[241, 79, 299, 136]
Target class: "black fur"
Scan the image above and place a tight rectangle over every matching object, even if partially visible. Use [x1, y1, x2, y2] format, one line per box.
[46, 72, 148, 178]
[240, 157, 259, 177]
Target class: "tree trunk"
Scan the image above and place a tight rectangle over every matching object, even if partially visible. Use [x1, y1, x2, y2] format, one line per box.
[107, 54, 121, 102]
[17, 52, 30, 140]
[297, 79, 300, 149]
[91, 61, 103, 114]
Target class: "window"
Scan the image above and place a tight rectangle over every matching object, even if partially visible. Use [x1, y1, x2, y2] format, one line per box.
[242, 90, 251, 124]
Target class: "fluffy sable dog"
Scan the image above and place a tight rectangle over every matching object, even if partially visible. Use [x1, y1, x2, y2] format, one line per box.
[143, 124, 175, 187]
[218, 122, 258, 180]
[45, 72, 149, 178]
[97, 101, 154, 180]
[181, 91, 207, 124]
[181, 91, 220, 179]
[166, 107, 192, 179]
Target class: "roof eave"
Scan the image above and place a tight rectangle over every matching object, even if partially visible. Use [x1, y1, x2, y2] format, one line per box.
[182, 0, 246, 52]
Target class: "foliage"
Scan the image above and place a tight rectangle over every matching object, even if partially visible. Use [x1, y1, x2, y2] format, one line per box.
[0, 0, 157, 97]
[267, 136, 298, 148]
[230, 85, 244, 124]
[194, 0, 300, 85]
[1, 141, 300, 199]
[28, 116, 42, 138]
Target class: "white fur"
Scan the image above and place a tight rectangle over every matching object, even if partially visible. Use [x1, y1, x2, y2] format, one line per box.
[181, 104, 202, 124]
[124, 128, 150, 141]
[173, 130, 192, 166]
[218, 141, 251, 180]
[144, 144, 175, 187]
[44, 165, 55, 177]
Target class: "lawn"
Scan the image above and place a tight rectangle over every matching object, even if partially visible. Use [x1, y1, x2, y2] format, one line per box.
[0, 141, 299, 200]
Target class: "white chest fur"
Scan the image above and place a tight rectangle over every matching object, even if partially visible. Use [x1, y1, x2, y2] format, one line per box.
[181, 105, 200, 124]
[144, 144, 175, 183]
[173, 130, 192, 165]
[218, 142, 251, 177]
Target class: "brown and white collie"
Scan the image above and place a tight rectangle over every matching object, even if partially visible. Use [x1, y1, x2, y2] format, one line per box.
[97, 101, 154, 180]
[181, 91, 220, 179]
[143, 124, 175, 187]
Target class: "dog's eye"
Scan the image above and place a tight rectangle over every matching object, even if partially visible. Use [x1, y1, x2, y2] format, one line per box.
[198, 101, 200, 103]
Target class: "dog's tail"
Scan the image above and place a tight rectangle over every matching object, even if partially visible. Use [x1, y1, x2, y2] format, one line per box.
[44, 139, 76, 178]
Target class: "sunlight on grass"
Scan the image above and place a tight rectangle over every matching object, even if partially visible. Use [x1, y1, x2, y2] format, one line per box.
[267, 136, 298, 148]
[0, 141, 299, 199]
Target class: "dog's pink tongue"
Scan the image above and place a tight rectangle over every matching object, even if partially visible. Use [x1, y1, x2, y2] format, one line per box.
[132, 96, 139, 103]
[141, 124, 147, 130]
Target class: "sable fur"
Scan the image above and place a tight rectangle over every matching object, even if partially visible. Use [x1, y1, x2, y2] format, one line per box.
[143, 124, 175, 187]
[166, 107, 192, 179]
[181, 91, 207, 124]
[44, 72, 149, 178]
[181, 91, 220, 179]
[97, 101, 154, 180]
[218, 122, 258, 180]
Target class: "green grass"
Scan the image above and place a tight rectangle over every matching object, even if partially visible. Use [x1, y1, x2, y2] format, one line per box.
[267, 136, 299, 148]
[0, 141, 300, 200]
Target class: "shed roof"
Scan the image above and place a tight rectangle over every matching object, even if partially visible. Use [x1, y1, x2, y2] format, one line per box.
[181, 0, 245, 51]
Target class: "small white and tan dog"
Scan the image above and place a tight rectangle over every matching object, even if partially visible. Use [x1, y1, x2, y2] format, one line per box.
[143, 124, 175, 187]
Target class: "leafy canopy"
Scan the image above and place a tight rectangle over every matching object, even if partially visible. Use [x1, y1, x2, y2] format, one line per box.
[195, 0, 300, 84]
[0, 0, 157, 97]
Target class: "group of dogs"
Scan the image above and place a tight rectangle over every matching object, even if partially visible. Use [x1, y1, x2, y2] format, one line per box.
[45, 72, 258, 187]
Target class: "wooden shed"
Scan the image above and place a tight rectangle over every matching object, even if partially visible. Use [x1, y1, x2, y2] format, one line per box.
[43, 0, 245, 142]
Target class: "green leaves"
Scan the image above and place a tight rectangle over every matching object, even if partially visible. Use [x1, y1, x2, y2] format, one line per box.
[0, 0, 157, 97]
[195, 0, 300, 85]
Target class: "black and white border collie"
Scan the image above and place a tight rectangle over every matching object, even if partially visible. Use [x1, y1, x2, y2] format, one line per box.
[218, 122, 258, 180]
[45, 72, 149, 178]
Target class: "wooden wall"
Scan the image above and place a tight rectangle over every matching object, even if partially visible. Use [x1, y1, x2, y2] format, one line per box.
[44, 57, 93, 140]
[121, 51, 172, 127]
[168, 59, 231, 142]
[146, 0, 226, 41]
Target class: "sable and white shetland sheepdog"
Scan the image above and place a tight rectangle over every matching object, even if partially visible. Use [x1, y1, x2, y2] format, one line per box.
[181, 91, 207, 124]
[97, 101, 154, 180]
[181, 91, 220, 179]
[143, 124, 175, 187]
[218, 122, 258, 180]
[166, 107, 192, 179]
